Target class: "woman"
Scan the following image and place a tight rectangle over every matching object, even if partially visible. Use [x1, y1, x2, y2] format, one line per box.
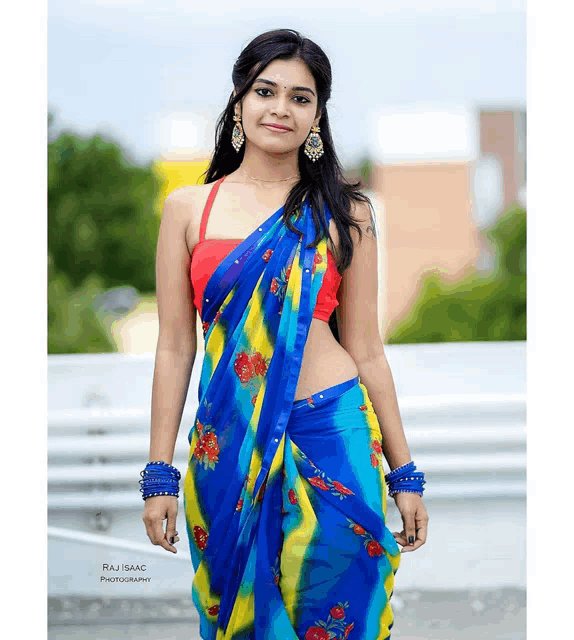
[141, 28, 428, 640]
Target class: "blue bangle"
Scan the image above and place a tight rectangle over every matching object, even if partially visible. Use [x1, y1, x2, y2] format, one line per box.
[385, 461, 415, 482]
[384, 460, 426, 497]
[139, 460, 181, 500]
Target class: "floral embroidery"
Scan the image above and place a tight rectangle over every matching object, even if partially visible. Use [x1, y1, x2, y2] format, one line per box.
[351, 523, 365, 535]
[234, 351, 255, 383]
[193, 419, 220, 470]
[332, 481, 354, 496]
[370, 439, 383, 468]
[193, 525, 208, 551]
[251, 352, 268, 376]
[346, 517, 384, 557]
[304, 602, 353, 640]
[304, 459, 355, 500]
[308, 476, 330, 491]
[270, 264, 292, 301]
[192, 398, 221, 469]
[233, 349, 269, 389]
[311, 251, 323, 275]
[366, 540, 383, 557]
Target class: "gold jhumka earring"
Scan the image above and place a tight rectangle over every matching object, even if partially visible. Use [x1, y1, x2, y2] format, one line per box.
[231, 113, 245, 152]
[304, 125, 324, 162]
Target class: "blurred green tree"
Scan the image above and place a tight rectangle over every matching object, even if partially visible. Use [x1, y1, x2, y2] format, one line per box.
[387, 203, 526, 343]
[48, 112, 162, 293]
[48, 110, 164, 353]
[48, 254, 116, 354]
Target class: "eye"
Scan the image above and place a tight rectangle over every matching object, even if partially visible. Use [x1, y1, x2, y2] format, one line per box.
[254, 88, 311, 104]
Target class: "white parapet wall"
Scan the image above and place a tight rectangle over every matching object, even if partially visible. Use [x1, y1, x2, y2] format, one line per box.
[48, 341, 525, 596]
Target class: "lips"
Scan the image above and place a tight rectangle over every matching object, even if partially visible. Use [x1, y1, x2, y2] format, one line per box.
[262, 124, 292, 131]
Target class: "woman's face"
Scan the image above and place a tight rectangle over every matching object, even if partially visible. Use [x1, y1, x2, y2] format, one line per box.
[236, 57, 321, 157]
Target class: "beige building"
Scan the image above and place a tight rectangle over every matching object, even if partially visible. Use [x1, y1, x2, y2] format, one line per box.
[367, 106, 526, 340]
[371, 161, 482, 339]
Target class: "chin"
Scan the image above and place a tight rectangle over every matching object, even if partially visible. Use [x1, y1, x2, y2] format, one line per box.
[253, 141, 296, 155]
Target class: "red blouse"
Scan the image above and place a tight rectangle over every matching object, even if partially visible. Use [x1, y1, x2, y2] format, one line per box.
[190, 177, 342, 322]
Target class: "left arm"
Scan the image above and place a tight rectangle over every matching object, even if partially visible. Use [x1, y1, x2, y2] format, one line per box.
[334, 200, 410, 471]
[335, 199, 428, 552]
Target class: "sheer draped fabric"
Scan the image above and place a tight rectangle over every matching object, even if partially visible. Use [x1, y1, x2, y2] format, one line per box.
[184, 189, 401, 639]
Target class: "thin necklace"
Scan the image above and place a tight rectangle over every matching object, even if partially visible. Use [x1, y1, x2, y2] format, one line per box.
[240, 166, 299, 183]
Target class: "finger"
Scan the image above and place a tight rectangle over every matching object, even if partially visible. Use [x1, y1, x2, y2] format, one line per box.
[165, 508, 179, 553]
[401, 511, 417, 548]
[393, 531, 408, 547]
[393, 530, 416, 553]
[414, 514, 429, 545]
[403, 511, 429, 552]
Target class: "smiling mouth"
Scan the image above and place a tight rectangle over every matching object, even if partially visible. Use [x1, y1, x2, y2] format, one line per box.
[262, 124, 292, 132]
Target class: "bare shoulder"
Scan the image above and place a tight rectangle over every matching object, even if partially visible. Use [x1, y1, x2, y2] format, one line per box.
[349, 198, 377, 244]
[163, 184, 212, 248]
[164, 184, 209, 216]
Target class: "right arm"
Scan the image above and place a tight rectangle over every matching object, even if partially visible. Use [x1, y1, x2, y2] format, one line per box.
[142, 189, 199, 553]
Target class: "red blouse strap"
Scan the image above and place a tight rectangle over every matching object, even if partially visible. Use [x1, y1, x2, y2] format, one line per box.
[200, 175, 227, 242]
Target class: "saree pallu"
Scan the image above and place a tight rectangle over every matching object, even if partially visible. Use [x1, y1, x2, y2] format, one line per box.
[183, 194, 401, 640]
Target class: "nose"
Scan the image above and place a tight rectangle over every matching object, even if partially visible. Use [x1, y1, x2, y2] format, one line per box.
[269, 95, 291, 119]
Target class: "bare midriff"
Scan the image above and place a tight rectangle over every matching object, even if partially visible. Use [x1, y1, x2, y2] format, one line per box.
[293, 317, 359, 401]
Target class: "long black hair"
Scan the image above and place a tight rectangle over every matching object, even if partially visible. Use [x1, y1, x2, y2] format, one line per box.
[201, 28, 376, 341]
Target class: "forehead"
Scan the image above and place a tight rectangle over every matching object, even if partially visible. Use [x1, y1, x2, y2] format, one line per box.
[256, 58, 316, 90]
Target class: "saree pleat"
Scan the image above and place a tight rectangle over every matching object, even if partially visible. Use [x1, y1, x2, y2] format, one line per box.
[184, 196, 401, 640]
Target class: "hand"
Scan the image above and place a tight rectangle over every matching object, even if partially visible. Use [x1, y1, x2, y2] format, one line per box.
[391, 492, 429, 553]
[142, 495, 180, 553]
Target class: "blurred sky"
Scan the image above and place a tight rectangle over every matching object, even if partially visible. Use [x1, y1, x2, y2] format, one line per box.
[48, 0, 526, 168]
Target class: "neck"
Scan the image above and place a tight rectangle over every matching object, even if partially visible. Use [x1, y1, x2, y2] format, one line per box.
[238, 144, 300, 182]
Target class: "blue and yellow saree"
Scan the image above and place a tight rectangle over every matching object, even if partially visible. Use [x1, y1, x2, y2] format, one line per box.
[184, 192, 401, 639]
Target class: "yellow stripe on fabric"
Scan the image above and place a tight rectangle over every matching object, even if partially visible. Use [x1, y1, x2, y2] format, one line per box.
[285, 243, 302, 312]
[184, 440, 208, 534]
[360, 382, 389, 516]
[206, 286, 235, 369]
[268, 432, 285, 478]
[184, 446, 221, 616]
[243, 275, 273, 359]
[378, 561, 399, 635]
[215, 590, 255, 640]
[316, 237, 328, 275]
[207, 323, 225, 370]
[239, 273, 274, 496]
[214, 546, 256, 640]
[378, 595, 395, 637]
[280, 442, 319, 621]
[191, 563, 218, 614]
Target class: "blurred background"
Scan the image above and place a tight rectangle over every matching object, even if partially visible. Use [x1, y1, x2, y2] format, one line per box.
[48, 2, 526, 639]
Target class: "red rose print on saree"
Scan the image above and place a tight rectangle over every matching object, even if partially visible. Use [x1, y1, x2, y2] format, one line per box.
[305, 602, 353, 640]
